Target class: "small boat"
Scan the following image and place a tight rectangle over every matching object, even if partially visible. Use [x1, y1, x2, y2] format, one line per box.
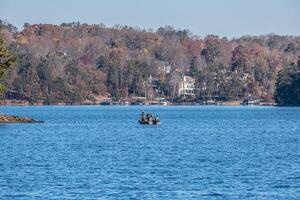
[139, 111, 160, 125]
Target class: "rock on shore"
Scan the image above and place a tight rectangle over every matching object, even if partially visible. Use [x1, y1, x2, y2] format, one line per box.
[0, 115, 43, 123]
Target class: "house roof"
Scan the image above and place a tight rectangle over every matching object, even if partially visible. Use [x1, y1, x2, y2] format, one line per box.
[183, 76, 195, 83]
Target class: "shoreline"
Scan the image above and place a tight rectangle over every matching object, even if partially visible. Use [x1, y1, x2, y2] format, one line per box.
[0, 104, 277, 107]
[0, 100, 275, 107]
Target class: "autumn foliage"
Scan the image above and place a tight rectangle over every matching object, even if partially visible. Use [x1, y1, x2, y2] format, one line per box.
[1, 20, 300, 103]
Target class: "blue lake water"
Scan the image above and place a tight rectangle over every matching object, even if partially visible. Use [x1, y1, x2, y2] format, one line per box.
[0, 106, 299, 199]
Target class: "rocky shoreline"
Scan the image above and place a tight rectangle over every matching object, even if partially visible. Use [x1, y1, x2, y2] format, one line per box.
[0, 115, 43, 123]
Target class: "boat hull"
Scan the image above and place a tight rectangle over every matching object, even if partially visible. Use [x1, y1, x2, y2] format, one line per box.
[139, 120, 160, 125]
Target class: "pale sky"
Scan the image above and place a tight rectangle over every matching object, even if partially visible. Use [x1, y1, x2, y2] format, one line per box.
[0, 0, 300, 38]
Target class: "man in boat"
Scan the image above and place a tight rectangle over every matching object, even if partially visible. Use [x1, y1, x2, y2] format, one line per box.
[141, 111, 145, 122]
[147, 113, 153, 124]
[155, 117, 160, 124]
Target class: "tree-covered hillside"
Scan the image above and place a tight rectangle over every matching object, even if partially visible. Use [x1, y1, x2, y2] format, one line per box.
[1, 20, 300, 104]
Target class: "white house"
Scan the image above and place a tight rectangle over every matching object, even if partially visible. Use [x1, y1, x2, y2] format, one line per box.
[178, 76, 196, 97]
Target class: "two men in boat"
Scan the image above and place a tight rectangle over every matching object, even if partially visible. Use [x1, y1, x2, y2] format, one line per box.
[140, 111, 160, 125]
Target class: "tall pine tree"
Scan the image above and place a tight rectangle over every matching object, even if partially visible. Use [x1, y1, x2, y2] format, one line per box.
[0, 38, 16, 95]
[274, 60, 300, 106]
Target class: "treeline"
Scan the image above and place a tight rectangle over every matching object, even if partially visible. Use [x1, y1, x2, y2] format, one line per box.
[0, 20, 300, 104]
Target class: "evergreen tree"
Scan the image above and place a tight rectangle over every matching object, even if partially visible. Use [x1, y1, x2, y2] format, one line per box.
[190, 56, 198, 78]
[0, 38, 16, 95]
[274, 61, 300, 106]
